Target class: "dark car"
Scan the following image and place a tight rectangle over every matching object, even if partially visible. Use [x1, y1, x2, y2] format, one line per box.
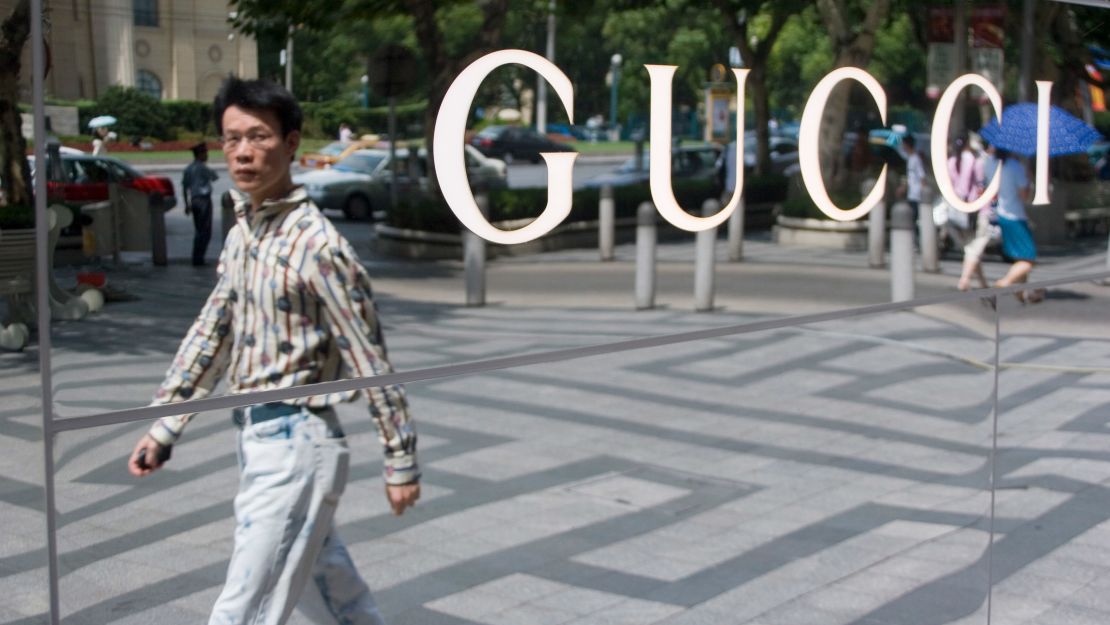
[31, 150, 177, 210]
[585, 144, 723, 189]
[469, 125, 576, 164]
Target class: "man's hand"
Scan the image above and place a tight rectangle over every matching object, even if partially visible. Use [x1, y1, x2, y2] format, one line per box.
[128, 434, 167, 477]
[386, 482, 421, 516]
[184, 204, 192, 215]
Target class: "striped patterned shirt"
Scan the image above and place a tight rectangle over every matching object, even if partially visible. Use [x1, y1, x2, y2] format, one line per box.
[147, 187, 417, 484]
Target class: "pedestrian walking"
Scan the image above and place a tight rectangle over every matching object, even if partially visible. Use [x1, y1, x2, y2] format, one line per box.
[91, 126, 111, 155]
[900, 134, 926, 218]
[339, 122, 353, 143]
[992, 148, 1043, 303]
[182, 142, 218, 266]
[950, 136, 990, 291]
[128, 77, 420, 625]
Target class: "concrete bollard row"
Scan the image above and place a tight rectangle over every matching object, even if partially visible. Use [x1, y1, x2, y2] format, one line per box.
[865, 178, 885, 269]
[464, 192, 489, 306]
[918, 186, 939, 274]
[599, 184, 615, 261]
[695, 199, 720, 312]
[890, 200, 915, 302]
[634, 201, 657, 310]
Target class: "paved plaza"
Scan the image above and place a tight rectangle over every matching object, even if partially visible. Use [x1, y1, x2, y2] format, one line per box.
[2, 222, 1109, 624]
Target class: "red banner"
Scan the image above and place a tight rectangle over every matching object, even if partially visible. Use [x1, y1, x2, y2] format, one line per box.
[971, 5, 1006, 48]
[928, 5, 1006, 48]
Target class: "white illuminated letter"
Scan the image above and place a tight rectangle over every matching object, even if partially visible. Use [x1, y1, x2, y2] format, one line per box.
[798, 67, 887, 221]
[433, 50, 577, 244]
[1033, 80, 1052, 205]
[931, 74, 1003, 214]
[646, 65, 747, 231]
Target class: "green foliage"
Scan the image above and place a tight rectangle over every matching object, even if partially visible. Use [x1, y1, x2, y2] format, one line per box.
[163, 100, 214, 136]
[386, 179, 720, 234]
[0, 203, 34, 229]
[300, 100, 426, 139]
[779, 182, 863, 221]
[92, 86, 171, 141]
[745, 173, 789, 204]
[1094, 111, 1110, 139]
[767, 6, 832, 117]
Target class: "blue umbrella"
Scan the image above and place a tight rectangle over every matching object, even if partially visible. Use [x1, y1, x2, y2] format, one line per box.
[979, 103, 1102, 157]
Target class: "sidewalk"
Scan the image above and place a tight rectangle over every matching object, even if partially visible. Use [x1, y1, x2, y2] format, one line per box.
[2, 231, 1109, 624]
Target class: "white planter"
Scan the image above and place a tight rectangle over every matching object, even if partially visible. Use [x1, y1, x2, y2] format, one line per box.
[773, 215, 869, 251]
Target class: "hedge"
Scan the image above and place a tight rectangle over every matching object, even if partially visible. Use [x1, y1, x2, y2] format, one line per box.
[386, 179, 722, 234]
[301, 100, 426, 140]
[35, 91, 426, 142]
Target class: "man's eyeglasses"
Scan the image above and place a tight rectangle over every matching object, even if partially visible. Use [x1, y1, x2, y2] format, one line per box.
[221, 131, 278, 150]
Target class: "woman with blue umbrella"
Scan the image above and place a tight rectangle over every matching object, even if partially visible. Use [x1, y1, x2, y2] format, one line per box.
[88, 115, 117, 156]
[990, 147, 1043, 303]
[980, 103, 1102, 303]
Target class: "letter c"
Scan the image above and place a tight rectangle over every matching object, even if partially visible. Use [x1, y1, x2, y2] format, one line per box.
[799, 67, 888, 221]
[433, 50, 577, 244]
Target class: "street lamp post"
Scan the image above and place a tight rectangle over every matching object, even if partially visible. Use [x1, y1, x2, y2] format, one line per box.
[360, 74, 369, 108]
[609, 53, 622, 141]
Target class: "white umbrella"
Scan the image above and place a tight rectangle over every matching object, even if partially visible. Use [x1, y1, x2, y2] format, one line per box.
[87, 115, 117, 129]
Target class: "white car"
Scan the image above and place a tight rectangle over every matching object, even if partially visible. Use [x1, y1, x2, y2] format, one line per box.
[295, 145, 507, 221]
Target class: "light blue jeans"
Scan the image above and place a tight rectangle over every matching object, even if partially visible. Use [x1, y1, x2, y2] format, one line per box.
[208, 407, 385, 625]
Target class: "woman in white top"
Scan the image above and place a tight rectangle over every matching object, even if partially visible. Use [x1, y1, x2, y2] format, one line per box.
[91, 126, 110, 155]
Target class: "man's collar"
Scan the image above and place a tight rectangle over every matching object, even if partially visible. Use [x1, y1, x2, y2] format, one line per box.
[232, 186, 307, 225]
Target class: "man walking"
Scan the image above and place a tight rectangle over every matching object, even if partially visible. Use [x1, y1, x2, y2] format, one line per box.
[128, 77, 419, 625]
[182, 142, 219, 265]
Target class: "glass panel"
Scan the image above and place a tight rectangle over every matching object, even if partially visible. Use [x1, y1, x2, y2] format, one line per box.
[0, 167, 50, 623]
[387, 301, 998, 624]
[48, 299, 998, 624]
[993, 276, 1110, 623]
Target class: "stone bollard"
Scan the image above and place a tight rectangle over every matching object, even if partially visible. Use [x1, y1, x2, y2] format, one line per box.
[696, 199, 719, 312]
[150, 199, 168, 267]
[599, 184, 615, 261]
[635, 201, 657, 310]
[890, 200, 916, 302]
[865, 178, 885, 268]
[464, 192, 489, 306]
[1105, 231, 1110, 285]
[726, 193, 744, 261]
[918, 187, 939, 273]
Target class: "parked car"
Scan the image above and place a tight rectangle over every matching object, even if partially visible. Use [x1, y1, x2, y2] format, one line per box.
[298, 136, 382, 169]
[585, 144, 723, 189]
[30, 151, 176, 209]
[469, 125, 576, 164]
[734, 136, 799, 175]
[294, 145, 507, 220]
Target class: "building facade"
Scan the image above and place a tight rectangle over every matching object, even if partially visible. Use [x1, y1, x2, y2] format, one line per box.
[5, 0, 257, 102]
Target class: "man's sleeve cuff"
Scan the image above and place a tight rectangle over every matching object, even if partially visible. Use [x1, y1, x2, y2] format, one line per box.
[383, 453, 420, 485]
[147, 418, 183, 447]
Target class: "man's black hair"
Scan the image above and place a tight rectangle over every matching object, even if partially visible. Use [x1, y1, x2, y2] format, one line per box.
[902, 134, 916, 149]
[214, 76, 303, 137]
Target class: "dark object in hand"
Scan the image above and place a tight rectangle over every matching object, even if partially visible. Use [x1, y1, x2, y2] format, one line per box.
[137, 444, 172, 469]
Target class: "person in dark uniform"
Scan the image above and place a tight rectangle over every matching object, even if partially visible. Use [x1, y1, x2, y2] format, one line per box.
[182, 142, 218, 265]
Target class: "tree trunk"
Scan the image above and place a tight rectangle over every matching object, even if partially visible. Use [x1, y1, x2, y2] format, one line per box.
[0, 0, 32, 212]
[750, 67, 771, 176]
[411, 0, 508, 195]
[815, 0, 890, 191]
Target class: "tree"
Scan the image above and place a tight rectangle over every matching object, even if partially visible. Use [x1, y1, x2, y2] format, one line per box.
[0, 0, 32, 220]
[711, 0, 799, 175]
[814, 0, 891, 188]
[231, 0, 510, 190]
